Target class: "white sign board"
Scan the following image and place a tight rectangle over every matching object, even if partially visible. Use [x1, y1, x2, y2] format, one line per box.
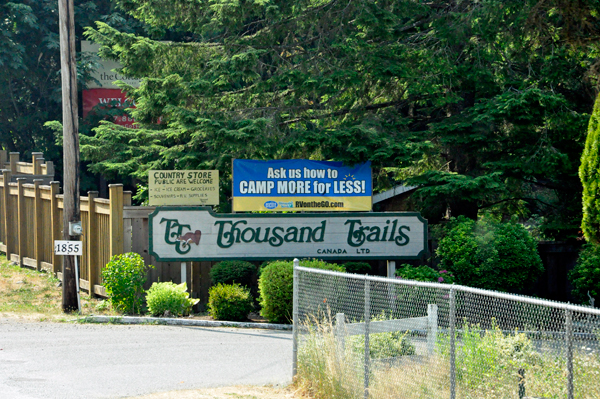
[81, 41, 141, 89]
[149, 207, 427, 261]
[54, 241, 83, 256]
[148, 170, 220, 206]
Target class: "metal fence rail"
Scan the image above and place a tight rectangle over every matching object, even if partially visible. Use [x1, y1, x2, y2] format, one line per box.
[292, 261, 600, 399]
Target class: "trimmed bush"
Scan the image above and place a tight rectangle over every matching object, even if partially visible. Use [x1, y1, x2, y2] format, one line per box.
[258, 259, 344, 324]
[569, 244, 600, 305]
[344, 261, 371, 275]
[396, 264, 455, 284]
[146, 282, 199, 317]
[208, 283, 254, 321]
[102, 252, 152, 314]
[209, 260, 256, 287]
[436, 217, 543, 292]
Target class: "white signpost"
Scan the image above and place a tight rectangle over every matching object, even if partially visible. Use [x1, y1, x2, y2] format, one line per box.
[149, 207, 427, 261]
[54, 240, 83, 312]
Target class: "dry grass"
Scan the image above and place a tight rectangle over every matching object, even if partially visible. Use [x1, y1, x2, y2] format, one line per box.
[0, 254, 119, 320]
[296, 315, 600, 399]
[127, 385, 309, 399]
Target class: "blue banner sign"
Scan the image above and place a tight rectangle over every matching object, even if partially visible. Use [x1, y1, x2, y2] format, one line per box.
[233, 160, 372, 211]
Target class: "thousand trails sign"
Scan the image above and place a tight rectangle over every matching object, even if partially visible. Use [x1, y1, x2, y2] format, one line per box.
[149, 207, 427, 261]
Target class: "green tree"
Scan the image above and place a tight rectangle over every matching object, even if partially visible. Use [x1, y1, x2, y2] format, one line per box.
[0, 0, 149, 190]
[82, 1, 596, 232]
[580, 96, 600, 243]
[436, 217, 544, 292]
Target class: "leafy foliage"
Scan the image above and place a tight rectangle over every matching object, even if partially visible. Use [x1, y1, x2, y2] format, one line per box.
[208, 283, 253, 321]
[102, 252, 152, 314]
[436, 217, 544, 292]
[343, 261, 371, 275]
[209, 260, 255, 288]
[258, 259, 344, 324]
[81, 0, 596, 231]
[146, 282, 199, 317]
[396, 264, 455, 284]
[569, 244, 600, 305]
[580, 96, 600, 244]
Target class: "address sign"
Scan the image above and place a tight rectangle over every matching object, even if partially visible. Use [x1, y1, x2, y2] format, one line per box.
[149, 207, 427, 261]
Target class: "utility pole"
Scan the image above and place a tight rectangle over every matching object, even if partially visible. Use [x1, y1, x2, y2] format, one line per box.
[58, 0, 80, 312]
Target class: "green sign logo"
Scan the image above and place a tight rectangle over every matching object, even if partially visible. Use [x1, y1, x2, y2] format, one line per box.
[160, 218, 201, 254]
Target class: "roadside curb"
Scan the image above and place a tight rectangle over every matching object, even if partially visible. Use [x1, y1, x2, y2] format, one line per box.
[80, 315, 293, 331]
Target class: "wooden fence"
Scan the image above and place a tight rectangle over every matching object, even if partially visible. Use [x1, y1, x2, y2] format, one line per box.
[0, 151, 213, 303]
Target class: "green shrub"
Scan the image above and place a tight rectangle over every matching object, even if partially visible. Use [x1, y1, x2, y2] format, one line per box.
[569, 244, 600, 304]
[102, 252, 152, 314]
[209, 260, 256, 287]
[348, 314, 415, 359]
[396, 264, 455, 284]
[146, 282, 199, 317]
[258, 259, 344, 324]
[344, 261, 371, 275]
[208, 283, 254, 321]
[436, 217, 543, 292]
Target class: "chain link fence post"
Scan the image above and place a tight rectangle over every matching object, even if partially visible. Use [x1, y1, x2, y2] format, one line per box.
[565, 308, 574, 399]
[292, 258, 299, 379]
[364, 276, 370, 399]
[449, 287, 456, 399]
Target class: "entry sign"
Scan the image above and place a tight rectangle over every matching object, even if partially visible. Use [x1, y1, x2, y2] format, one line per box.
[149, 170, 219, 206]
[149, 207, 427, 261]
[54, 241, 83, 256]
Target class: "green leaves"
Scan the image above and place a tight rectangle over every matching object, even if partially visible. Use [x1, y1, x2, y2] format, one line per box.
[102, 252, 153, 314]
[580, 95, 600, 244]
[436, 217, 544, 292]
[78, 0, 595, 234]
[569, 244, 600, 305]
[146, 282, 199, 317]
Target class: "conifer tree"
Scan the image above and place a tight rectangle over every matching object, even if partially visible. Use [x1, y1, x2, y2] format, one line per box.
[580, 96, 600, 243]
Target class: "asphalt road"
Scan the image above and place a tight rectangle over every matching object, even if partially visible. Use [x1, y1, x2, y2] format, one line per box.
[0, 318, 292, 399]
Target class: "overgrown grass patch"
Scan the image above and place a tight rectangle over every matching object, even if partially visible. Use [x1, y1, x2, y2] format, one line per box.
[295, 314, 600, 399]
[0, 254, 118, 319]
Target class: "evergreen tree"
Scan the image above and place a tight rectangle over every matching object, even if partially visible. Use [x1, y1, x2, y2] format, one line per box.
[580, 96, 600, 243]
[82, 0, 596, 235]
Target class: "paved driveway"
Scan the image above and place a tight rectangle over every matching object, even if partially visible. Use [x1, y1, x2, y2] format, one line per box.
[0, 319, 292, 399]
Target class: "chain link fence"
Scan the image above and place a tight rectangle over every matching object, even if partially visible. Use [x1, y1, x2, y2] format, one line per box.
[292, 262, 600, 399]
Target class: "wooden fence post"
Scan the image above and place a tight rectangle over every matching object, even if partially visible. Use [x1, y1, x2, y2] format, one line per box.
[34, 157, 44, 176]
[45, 161, 55, 176]
[109, 184, 124, 257]
[2, 170, 11, 257]
[0, 150, 7, 169]
[50, 181, 61, 274]
[17, 178, 25, 266]
[87, 191, 98, 297]
[10, 152, 19, 175]
[123, 191, 132, 253]
[34, 179, 43, 271]
[32, 152, 43, 174]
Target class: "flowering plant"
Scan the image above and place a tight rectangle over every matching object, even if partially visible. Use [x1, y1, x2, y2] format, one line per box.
[395, 265, 455, 284]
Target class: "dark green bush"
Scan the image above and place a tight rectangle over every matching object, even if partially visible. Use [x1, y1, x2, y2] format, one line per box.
[208, 283, 254, 321]
[146, 282, 199, 317]
[258, 259, 344, 324]
[569, 244, 600, 305]
[102, 252, 152, 314]
[209, 260, 256, 287]
[343, 261, 371, 275]
[436, 217, 543, 292]
[396, 264, 455, 284]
